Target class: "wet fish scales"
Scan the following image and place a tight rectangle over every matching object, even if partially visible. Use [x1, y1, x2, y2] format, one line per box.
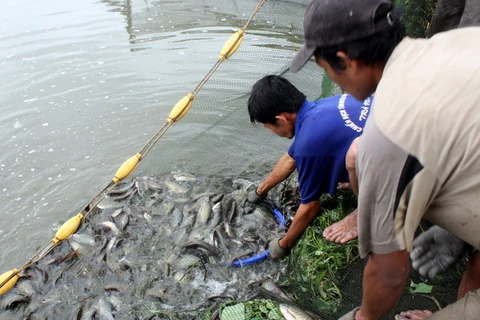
[164, 180, 188, 194]
[70, 233, 95, 246]
[109, 180, 136, 195]
[96, 297, 115, 320]
[195, 196, 212, 227]
[171, 207, 184, 227]
[0, 293, 29, 310]
[279, 304, 314, 320]
[107, 187, 136, 200]
[175, 254, 201, 270]
[172, 172, 197, 182]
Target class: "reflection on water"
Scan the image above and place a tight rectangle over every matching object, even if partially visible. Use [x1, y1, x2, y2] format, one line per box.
[0, 0, 320, 285]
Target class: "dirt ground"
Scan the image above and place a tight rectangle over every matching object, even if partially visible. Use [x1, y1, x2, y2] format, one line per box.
[331, 246, 466, 319]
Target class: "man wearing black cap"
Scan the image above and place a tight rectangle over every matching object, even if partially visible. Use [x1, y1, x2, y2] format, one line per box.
[291, 0, 480, 319]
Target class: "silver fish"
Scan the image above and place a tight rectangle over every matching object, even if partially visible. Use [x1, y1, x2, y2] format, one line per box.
[164, 180, 188, 194]
[80, 303, 97, 320]
[16, 279, 37, 298]
[109, 180, 136, 195]
[184, 240, 217, 257]
[175, 254, 201, 270]
[70, 233, 95, 246]
[143, 211, 153, 224]
[68, 239, 88, 256]
[100, 221, 123, 237]
[279, 304, 314, 320]
[107, 294, 123, 312]
[106, 187, 136, 200]
[0, 293, 29, 310]
[114, 212, 130, 230]
[261, 280, 292, 301]
[144, 178, 163, 192]
[233, 178, 256, 191]
[195, 196, 212, 227]
[96, 297, 115, 320]
[171, 207, 184, 227]
[207, 202, 222, 229]
[172, 172, 197, 182]
[146, 283, 168, 300]
[97, 197, 124, 210]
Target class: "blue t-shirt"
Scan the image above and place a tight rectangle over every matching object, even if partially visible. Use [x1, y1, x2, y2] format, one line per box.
[288, 94, 373, 204]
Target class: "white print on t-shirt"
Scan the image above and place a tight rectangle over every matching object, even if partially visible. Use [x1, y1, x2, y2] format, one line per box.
[337, 94, 371, 133]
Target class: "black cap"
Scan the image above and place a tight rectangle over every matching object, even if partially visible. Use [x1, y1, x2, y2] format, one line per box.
[290, 0, 396, 72]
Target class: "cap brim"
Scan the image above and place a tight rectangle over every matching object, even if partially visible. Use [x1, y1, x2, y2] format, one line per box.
[290, 45, 315, 73]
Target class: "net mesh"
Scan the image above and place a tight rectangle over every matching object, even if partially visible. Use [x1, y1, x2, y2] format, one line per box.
[114, 0, 462, 318]
[0, 0, 464, 318]
[138, 0, 331, 180]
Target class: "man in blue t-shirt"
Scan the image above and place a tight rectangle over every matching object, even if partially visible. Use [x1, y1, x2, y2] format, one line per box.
[247, 75, 372, 259]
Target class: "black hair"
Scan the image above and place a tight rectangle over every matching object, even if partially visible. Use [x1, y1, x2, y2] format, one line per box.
[314, 5, 407, 70]
[248, 75, 306, 125]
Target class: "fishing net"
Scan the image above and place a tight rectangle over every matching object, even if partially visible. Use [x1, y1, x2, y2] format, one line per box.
[0, 0, 464, 319]
[137, 0, 327, 179]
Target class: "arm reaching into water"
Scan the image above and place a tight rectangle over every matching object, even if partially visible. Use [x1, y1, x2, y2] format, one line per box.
[250, 152, 296, 202]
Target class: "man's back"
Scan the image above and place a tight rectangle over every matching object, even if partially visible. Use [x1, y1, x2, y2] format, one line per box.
[359, 27, 480, 253]
[290, 94, 371, 203]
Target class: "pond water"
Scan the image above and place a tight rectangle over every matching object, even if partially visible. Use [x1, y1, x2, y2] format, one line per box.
[1, 0, 325, 286]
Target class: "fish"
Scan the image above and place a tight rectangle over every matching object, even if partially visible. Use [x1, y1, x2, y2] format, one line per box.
[233, 178, 256, 191]
[108, 208, 124, 218]
[106, 187, 136, 200]
[222, 197, 237, 223]
[109, 180, 136, 195]
[164, 180, 188, 194]
[97, 197, 124, 210]
[96, 297, 115, 320]
[171, 207, 184, 227]
[161, 200, 175, 215]
[16, 279, 37, 298]
[114, 212, 130, 230]
[211, 193, 224, 204]
[144, 178, 163, 192]
[175, 254, 201, 270]
[40, 289, 64, 305]
[207, 202, 222, 229]
[100, 221, 124, 237]
[279, 304, 314, 320]
[0, 293, 29, 310]
[184, 240, 217, 257]
[172, 172, 197, 182]
[70, 233, 96, 246]
[146, 283, 168, 300]
[107, 294, 123, 312]
[194, 196, 212, 227]
[261, 280, 292, 301]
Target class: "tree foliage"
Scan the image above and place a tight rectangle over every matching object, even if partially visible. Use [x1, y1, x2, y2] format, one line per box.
[395, 0, 438, 37]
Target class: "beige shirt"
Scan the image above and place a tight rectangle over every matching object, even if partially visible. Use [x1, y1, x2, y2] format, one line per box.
[357, 27, 480, 257]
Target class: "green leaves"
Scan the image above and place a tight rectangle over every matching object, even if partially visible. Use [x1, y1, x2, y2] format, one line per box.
[409, 281, 433, 294]
[219, 300, 283, 320]
[286, 189, 358, 314]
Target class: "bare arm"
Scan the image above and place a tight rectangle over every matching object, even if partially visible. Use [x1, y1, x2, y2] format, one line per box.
[257, 152, 296, 196]
[279, 200, 320, 248]
[356, 251, 410, 320]
[346, 137, 359, 196]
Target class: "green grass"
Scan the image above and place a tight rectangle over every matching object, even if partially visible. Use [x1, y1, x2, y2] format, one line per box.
[284, 190, 359, 315]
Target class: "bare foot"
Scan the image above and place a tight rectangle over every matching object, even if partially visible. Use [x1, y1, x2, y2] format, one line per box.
[322, 209, 358, 244]
[394, 310, 433, 320]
